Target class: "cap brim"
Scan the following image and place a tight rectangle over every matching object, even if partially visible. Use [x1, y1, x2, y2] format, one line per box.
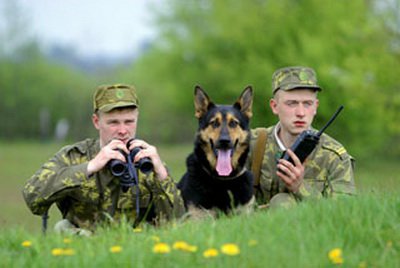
[273, 85, 322, 95]
[292, 85, 321, 91]
[98, 102, 138, 112]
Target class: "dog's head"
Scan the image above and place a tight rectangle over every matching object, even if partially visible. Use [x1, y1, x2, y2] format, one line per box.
[193, 85, 253, 178]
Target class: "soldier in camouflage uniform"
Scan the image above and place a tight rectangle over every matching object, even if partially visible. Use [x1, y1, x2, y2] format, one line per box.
[249, 66, 356, 209]
[22, 84, 185, 234]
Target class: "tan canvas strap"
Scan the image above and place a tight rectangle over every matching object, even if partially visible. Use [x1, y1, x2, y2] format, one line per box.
[251, 128, 268, 189]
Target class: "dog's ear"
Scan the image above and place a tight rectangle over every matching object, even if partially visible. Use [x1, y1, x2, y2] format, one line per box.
[194, 85, 214, 118]
[234, 86, 253, 118]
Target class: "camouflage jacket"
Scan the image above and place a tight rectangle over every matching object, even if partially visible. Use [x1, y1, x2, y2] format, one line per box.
[22, 138, 185, 229]
[248, 126, 356, 205]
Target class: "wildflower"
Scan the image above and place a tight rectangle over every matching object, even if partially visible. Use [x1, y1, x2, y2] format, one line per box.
[221, 243, 240, 256]
[203, 248, 219, 258]
[62, 248, 75, 256]
[133, 228, 142, 233]
[21, 240, 32, 247]
[328, 248, 344, 265]
[153, 242, 171, 254]
[173, 241, 198, 252]
[186, 245, 198, 252]
[51, 248, 64, 256]
[110, 246, 123, 253]
[51, 248, 76, 256]
[63, 238, 72, 244]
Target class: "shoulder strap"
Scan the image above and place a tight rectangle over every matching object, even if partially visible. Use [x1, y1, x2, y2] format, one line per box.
[251, 128, 268, 189]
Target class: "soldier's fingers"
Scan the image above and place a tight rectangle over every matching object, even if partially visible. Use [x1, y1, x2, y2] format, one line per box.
[111, 150, 126, 162]
[286, 149, 302, 167]
[128, 139, 149, 150]
[277, 164, 292, 182]
[133, 146, 155, 161]
[108, 140, 129, 154]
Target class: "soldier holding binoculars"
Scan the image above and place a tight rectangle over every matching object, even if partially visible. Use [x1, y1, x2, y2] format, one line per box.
[22, 84, 185, 235]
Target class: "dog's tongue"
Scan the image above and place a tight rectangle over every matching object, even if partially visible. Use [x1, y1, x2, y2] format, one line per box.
[216, 149, 232, 176]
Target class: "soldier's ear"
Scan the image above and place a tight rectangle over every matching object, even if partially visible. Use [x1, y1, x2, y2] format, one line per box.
[92, 113, 100, 130]
[270, 98, 278, 115]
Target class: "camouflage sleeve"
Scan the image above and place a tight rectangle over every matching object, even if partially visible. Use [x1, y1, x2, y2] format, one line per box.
[293, 180, 324, 201]
[22, 146, 89, 215]
[294, 143, 356, 201]
[325, 149, 356, 197]
[143, 169, 185, 221]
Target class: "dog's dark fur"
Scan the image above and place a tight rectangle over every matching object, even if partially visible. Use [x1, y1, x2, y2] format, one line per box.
[177, 86, 254, 215]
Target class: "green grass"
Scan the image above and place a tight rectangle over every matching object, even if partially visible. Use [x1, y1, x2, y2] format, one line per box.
[1, 194, 399, 267]
[0, 141, 399, 267]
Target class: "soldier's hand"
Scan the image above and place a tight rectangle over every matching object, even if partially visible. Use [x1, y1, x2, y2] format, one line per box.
[87, 139, 129, 176]
[128, 139, 168, 180]
[276, 149, 305, 193]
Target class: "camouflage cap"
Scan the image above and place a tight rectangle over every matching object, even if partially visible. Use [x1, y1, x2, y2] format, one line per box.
[271, 66, 322, 94]
[93, 84, 139, 112]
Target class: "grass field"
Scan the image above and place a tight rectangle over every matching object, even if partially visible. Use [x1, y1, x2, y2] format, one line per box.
[2, 194, 399, 267]
[0, 141, 399, 267]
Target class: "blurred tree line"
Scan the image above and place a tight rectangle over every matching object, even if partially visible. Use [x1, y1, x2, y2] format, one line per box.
[123, 0, 400, 157]
[1, 0, 399, 158]
[0, 1, 96, 141]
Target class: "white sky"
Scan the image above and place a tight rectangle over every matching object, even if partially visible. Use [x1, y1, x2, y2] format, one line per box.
[5, 0, 164, 57]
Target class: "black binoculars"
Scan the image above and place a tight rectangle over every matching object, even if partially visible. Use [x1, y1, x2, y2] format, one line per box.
[108, 141, 153, 190]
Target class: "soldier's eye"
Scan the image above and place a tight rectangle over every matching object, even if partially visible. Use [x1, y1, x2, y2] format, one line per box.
[285, 101, 298, 107]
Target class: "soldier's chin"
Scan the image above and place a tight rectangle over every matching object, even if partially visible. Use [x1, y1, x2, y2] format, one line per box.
[293, 126, 307, 134]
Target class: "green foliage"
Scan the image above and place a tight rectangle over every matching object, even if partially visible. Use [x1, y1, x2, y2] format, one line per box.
[1, 0, 399, 156]
[1, 194, 399, 267]
[0, 1, 96, 141]
[125, 0, 400, 157]
[0, 56, 95, 140]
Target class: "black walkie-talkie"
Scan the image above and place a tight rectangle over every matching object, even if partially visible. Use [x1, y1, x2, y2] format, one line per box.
[280, 105, 344, 165]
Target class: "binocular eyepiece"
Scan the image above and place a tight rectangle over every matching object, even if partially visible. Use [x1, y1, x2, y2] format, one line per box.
[109, 147, 153, 176]
[108, 141, 153, 190]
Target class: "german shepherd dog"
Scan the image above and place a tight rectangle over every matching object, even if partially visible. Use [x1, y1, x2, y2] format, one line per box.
[178, 86, 254, 216]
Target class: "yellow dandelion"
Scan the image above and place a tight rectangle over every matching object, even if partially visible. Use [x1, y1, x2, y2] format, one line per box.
[63, 238, 72, 244]
[186, 245, 198, 252]
[21, 240, 32, 247]
[153, 242, 171, 254]
[328, 248, 344, 265]
[133, 228, 142, 233]
[248, 239, 258, 247]
[62, 248, 75, 256]
[173, 241, 198, 252]
[221, 243, 240, 256]
[151, 236, 160, 242]
[51, 248, 64, 256]
[173, 241, 189, 250]
[110, 246, 123, 253]
[203, 248, 219, 258]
